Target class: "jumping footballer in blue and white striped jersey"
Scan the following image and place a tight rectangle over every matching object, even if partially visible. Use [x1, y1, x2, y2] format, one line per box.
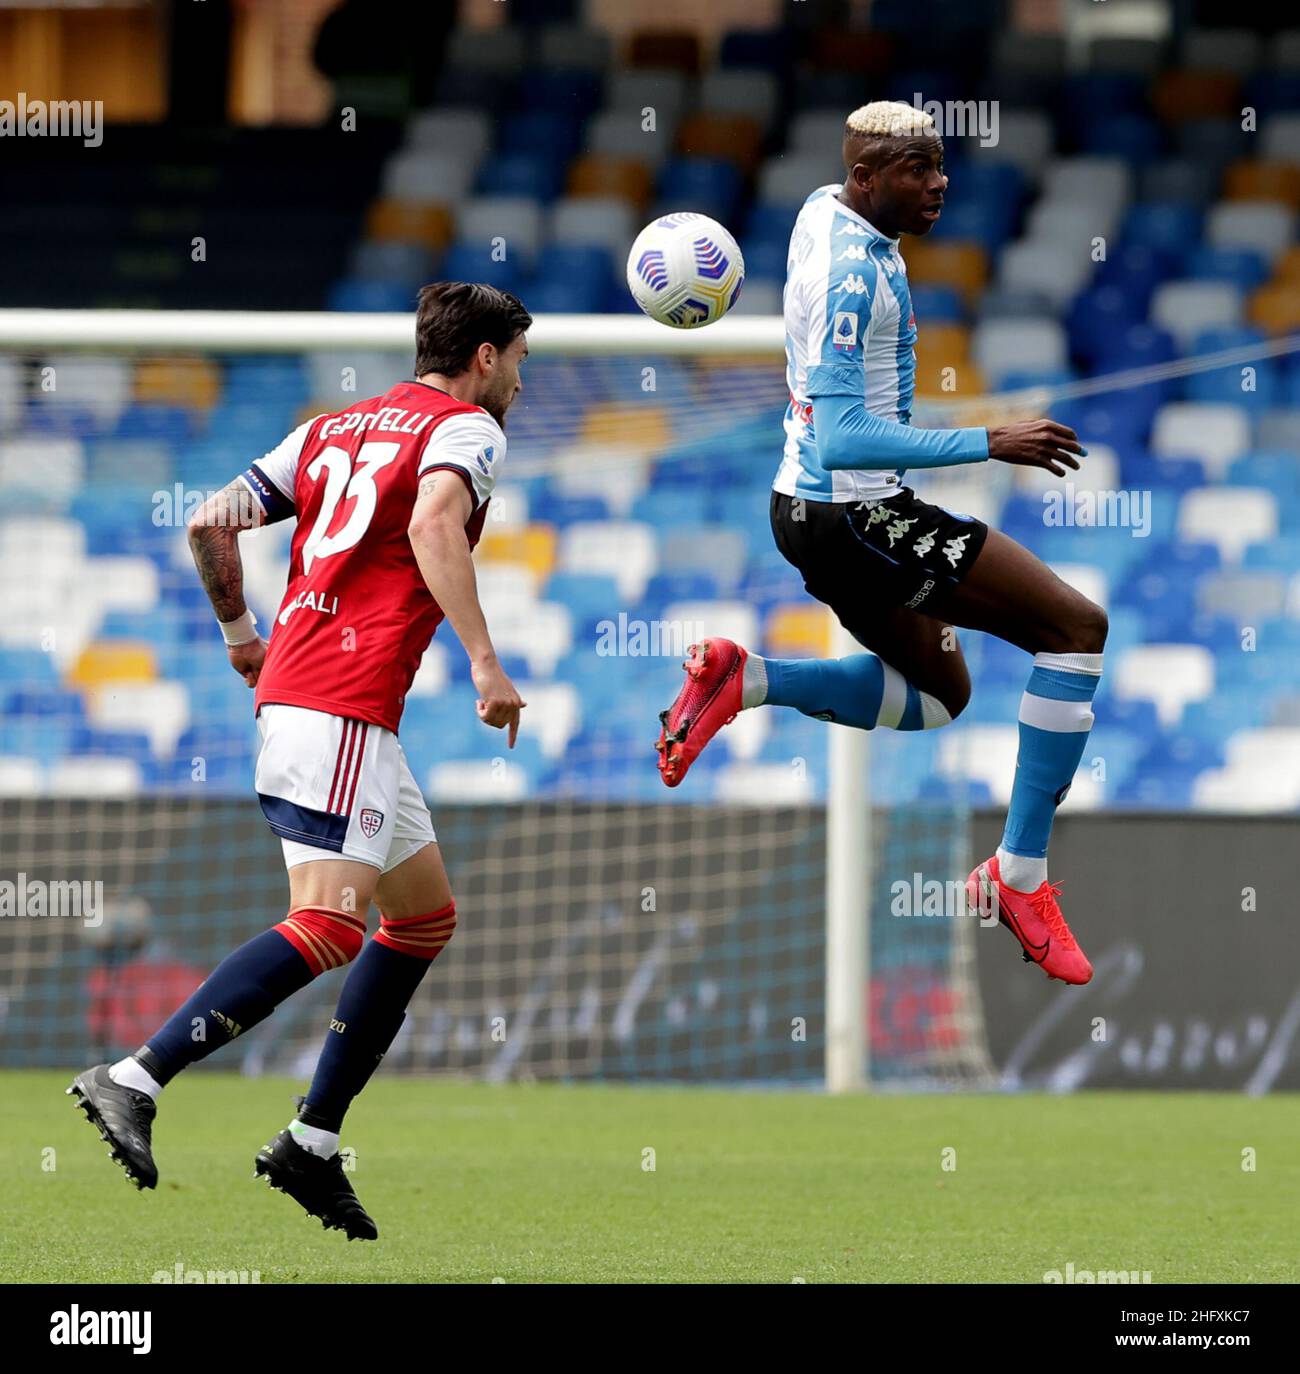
[658, 101, 1108, 988]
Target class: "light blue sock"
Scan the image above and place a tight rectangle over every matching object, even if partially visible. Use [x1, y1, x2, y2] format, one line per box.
[998, 651, 1103, 891]
[749, 653, 951, 731]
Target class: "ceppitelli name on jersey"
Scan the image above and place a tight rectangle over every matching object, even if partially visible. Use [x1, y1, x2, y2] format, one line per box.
[317, 407, 437, 441]
[278, 589, 340, 627]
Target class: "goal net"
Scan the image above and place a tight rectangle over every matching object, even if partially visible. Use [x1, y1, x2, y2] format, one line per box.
[0, 310, 998, 1089]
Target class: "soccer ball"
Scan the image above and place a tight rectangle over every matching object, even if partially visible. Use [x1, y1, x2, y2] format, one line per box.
[626, 213, 745, 328]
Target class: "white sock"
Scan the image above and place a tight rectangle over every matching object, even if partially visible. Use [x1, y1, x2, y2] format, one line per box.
[289, 1119, 339, 1158]
[741, 653, 768, 709]
[996, 846, 1047, 894]
[108, 1056, 162, 1100]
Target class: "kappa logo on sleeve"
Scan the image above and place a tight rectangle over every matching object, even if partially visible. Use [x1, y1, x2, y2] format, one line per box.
[832, 311, 859, 350]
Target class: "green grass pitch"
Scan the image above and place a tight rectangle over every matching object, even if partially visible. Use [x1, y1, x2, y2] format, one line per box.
[6, 1070, 1298, 1283]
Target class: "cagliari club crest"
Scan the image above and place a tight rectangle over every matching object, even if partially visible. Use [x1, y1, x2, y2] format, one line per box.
[359, 808, 384, 839]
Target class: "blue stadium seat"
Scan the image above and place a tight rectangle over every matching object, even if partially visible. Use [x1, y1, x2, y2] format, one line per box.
[112, 404, 196, 445]
[656, 159, 742, 222]
[1079, 113, 1164, 162]
[326, 280, 418, 313]
[435, 244, 524, 295]
[476, 150, 566, 202]
[543, 571, 621, 630]
[510, 69, 603, 119]
[1121, 202, 1203, 254]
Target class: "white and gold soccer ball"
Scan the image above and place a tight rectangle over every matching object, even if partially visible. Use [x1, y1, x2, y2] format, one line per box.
[626, 213, 745, 328]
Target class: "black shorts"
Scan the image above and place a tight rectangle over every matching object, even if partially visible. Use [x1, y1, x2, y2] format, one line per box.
[770, 487, 989, 633]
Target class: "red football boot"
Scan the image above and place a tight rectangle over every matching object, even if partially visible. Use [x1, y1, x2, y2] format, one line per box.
[656, 638, 747, 787]
[965, 854, 1092, 985]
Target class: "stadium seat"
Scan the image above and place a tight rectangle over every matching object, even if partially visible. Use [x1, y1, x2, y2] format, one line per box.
[1150, 402, 1250, 478]
[661, 599, 759, 654]
[454, 196, 545, 266]
[404, 107, 493, 162]
[1178, 486, 1279, 563]
[548, 196, 635, 256]
[1149, 280, 1244, 350]
[1113, 643, 1214, 727]
[380, 150, 478, 206]
[1206, 201, 1297, 265]
[714, 761, 814, 805]
[585, 110, 677, 171]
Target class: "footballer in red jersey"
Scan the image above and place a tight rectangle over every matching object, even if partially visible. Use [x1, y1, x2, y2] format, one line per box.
[69, 283, 530, 1239]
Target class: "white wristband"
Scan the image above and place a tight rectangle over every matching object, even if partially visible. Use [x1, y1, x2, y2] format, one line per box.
[219, 609, 258, 646]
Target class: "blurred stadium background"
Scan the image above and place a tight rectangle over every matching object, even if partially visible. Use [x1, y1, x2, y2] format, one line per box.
[1, 0, 1298, 1095]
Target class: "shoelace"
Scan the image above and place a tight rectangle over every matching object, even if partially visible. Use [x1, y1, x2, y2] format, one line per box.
[1030, 880, 1075, 949]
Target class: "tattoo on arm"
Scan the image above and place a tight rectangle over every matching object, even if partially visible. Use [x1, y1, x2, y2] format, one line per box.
[188, 480, 262, 624]
[417, 473, 440, 500]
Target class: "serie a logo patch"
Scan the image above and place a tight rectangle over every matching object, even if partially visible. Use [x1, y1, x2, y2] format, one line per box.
[359, 808, 384, 838]
[832, 310, 859, 349]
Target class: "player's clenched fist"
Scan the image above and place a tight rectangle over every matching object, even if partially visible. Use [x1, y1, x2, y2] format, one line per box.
[228, 635, 268, 688]
[472, 655, 526, 747]
[986, 419, 1086, 478]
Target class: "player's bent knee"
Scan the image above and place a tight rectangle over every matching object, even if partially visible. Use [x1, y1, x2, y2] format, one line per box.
[373, 901, 457, 961]
[274, 906, 367, 975]
[1072, 600, 1108, 655]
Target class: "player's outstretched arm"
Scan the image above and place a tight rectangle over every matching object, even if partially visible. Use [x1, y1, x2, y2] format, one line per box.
[187, 479, 268, 687]
[811, 392, 990, 471]
[408, 470, 525, 747]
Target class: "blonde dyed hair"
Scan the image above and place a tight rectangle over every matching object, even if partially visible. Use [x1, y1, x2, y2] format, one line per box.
[844, 101, 937, 139]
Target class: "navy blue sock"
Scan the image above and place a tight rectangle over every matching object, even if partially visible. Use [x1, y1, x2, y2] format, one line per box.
[140, 930, 314, 1084]
[299, 940, 433, 1132]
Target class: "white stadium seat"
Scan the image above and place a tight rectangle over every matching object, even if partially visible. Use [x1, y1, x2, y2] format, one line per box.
[585, 110, 677, 169]
[1177, 486, 1278, 564]
[47, 756, 142, 797]
[380, 150, 476, 205]
[1149, 280, 1243, 351]
[1150, 402, 1250, 478]
[1114, 644, 1214, 727]
[968, 110, 1054, 183]
[698, 69, 780, 127]
[453, 196, 544, 265]
[0, 757, 42, 796]
[89, 556, 160, 614]
[1042, 157, 1133, 214]
[1206, 201, 1297, 265]
[490, 601, 573, 677]
[35, 356, 133, 425]
[559, 520, 657, 602]
[403, 108, 493, 162]
[971, 317, 1068, 383]
[427, 759, 530, 802]
[0, 436, 85, 508]
[88, 681, 190, 757]
[548, 196, 635, 256]
[714, 762, 814, 805]
[661, 600, 760, 654]
[514, 681, 580, 759]
[938, 725, 1020, 804]
[605, 69, 691, 122]
[407, 641, 450, 698]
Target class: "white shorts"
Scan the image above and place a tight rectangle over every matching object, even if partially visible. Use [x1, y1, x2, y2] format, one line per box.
[254, 703, 436, 873]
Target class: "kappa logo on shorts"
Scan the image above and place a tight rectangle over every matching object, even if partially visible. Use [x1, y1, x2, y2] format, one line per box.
[358, 808, 384, 839]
